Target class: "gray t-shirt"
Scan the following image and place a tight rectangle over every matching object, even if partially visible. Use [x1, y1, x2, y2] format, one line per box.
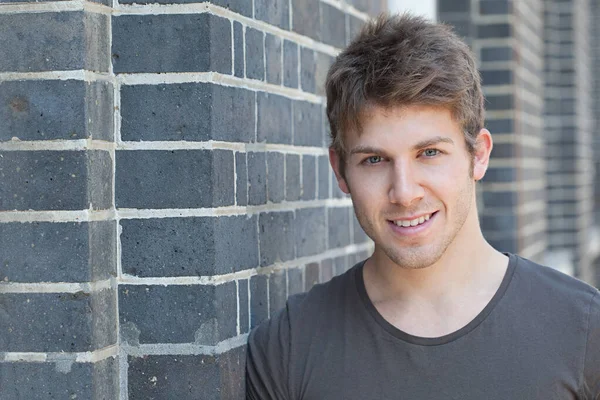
[246, 253, 600, 399]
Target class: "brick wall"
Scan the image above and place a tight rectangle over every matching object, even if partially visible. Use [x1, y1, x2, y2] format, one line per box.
[438, 0, 599, 283]
[0, 1, 382, 398]
[543, 0, 596, 282]
[438, 0, 547, 263]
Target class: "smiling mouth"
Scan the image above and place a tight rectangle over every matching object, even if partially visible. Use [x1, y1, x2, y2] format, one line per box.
[389, 211, 438, 228]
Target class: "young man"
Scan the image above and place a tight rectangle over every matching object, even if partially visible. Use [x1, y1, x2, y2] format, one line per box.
[246, 14, 600, 399]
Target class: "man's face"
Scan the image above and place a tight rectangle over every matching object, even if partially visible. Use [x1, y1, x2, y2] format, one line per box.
[330, 105, 489, 270]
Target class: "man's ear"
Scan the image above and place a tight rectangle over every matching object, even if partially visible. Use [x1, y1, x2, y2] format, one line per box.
[473, 128, 493, 181]
[329, 147, 350, 194]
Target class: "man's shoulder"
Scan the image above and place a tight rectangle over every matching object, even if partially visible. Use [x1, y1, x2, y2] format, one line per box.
[511, 253, 599, 307]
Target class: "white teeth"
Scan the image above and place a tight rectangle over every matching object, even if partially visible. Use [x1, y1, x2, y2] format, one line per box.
[394, 213, 432, 227]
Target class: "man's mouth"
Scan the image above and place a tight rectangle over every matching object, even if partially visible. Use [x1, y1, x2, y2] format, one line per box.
[389, 211, 438, 228]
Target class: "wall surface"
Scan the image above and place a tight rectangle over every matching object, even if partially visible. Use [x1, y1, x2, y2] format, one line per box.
[0, 0, 383, 398]
[437, 0, 599, 284]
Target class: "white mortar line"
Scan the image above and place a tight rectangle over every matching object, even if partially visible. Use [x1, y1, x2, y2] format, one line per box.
[123, 334, 248, 356]
[0, 139, 115, 151]
[0, 279, 112, 294]
[320, 0, 369, 21]
[0, 199, 353, 223]
[117, 242, 372, 287]
[1, 345, 118, 363]
[0, 70, 115, 83]
[0, 0, 85, 14]
[0, 209, 114, 223]
[235, 280, 241, 336]
[117, 72, 323, 103]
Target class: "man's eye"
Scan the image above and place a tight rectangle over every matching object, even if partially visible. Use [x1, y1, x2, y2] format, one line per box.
[422, 149, 440, 157]
[365, 156, 383, 164]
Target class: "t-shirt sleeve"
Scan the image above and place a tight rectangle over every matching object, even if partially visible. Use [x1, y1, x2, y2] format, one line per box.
[583, 291, 600, 399]
[246, 305, 292, 400]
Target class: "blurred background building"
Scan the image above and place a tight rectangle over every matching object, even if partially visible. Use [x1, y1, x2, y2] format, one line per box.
[0, 0, 598, 398]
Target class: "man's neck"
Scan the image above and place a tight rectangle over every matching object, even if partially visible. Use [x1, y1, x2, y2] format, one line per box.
[362, 224, 509, 337]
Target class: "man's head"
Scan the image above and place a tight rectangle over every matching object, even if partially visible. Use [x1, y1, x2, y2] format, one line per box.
[325, 14, 493, 269]
[326, 13, 484, 178]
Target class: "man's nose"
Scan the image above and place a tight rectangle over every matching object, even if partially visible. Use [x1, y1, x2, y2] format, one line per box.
[388, 162, 425, 207]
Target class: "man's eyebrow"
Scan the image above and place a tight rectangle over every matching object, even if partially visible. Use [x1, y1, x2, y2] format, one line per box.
[412, 136, 455, 150]
[348, 136, 455, 156]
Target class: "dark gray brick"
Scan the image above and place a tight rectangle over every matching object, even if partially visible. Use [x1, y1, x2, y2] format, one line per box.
[0, 80, 85, 141]
[295, 207, 327, 257]
[119, 283, 236, 345]
[481, 47, 514, 62]
[250, 274, 268, 328]
[481, 214, 518, 233]
[480, 0, 512, 15]
[92, 357, 120, 400]
[321, 258, 334, 282]
[247, 152, 267, 205]
[122, 83, 254, 143]
[328, 207, 351, 249]
[88, 150, 113, 210]
[305, 262, 319, 290]
[491, 142, 516, 157]
[347, 0, 369, 13]
[210, 0, 253, 16]
[255, 0, 289, 29]
[285, 154, 301, 201]
[291, 0, 320, 41]
[320, 3, 346, 48]
[293, 101, 322, 146]
[112, 14, 231, 73]
[0, 220, 116, 283]
[0, 291, 115, 352]
[259, 211, 295, 266]
[315, 53, 335, 97]
[483, 167, 517, 182]
[438, 0, 470, 12]
[348, 15, 365, 45]
[481, 69, 513, 85]
[257, 92, 292, 144]
[0, 12, 84, 72]
[318, 155, 330, 199]
[300, 47, 316, 93]
[245, 28, 264, 80]
[334, 255, 349, 275]
[485, 118, 514, 133]
[485, 94, 514, 110]
[234, 21, 244, 78]
[128, 347, 245, 400]
[287, 267, 304, 296]
[84, 12, 111, 73]
[269, 269, 287, 314]
[301, 155, 317, 200]
[238, 279, 249, 334]
[265, 34, 282, 85]
[283, 40, 299, 88]
[120, 83, 210, 141]
[213, 150, 235, 206]
[121, 215, 258, 277]
[235, 152, 248, 206]
[482, 190, 518, 207]
[0, 362, 93, 399]
[86, 81, 114, 141]
[115, 150, 234, 209]
[477, 23, 512, 38]
[0, 151, 88, 211]
[488, 237, 518, 253]
[267, 152, 285, 203]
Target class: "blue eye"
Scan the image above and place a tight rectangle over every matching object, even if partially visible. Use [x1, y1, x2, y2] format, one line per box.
[422, 149, 440, 157]
[365, 156, 383, 164]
